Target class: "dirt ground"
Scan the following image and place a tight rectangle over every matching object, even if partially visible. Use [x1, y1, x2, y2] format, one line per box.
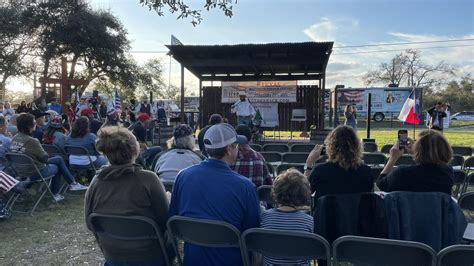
[0, 192, 104, 265]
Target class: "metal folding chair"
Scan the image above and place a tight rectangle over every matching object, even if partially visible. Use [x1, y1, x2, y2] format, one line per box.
[262, 144, 289, 153]
[290, 144, 315, 153]
[88, 213, 172, 266]
[242, 228, 330, 265]
[276, 163, 304, 175]
[333, 235, 437, 266]
[65, 145, 97, 181]
[167, 215, 247, 266]
[452, 170, 467, 198]
[437, 245, 474, 266]
[260, 152, 282, 163]
[381, 144, 393, 154]
[452, 146, 473, 157]
[282, 152, 309, 164]
[42, 144, 65, 158]
[5, 153, 57, 215]
[449, 155, 465, 170]
[363, 142, 378, 153]
[249, 144, 262, 152]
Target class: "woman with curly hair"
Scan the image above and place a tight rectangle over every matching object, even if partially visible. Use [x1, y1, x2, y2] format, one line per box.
[304, 125, 373, 200]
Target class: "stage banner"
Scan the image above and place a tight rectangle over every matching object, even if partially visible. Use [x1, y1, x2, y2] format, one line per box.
[221, 81, 297, 103]
[253, 102, 279, 127]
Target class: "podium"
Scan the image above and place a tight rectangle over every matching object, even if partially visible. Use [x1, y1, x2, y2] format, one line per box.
[290, 109, 307, 140]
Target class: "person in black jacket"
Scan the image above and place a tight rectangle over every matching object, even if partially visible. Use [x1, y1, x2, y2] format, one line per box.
[376, 130, 454, 195]
[427, 102, 447, 131]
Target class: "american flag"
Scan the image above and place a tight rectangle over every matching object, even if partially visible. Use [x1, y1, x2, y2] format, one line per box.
[114, 87, 122, 112]
[342, 91, 364, 102]
[0, 171, 19, 192]
[75, 90, 81, 114]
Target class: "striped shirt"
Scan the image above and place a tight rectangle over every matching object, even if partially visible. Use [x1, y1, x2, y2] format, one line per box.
[261, 208, 314, 266]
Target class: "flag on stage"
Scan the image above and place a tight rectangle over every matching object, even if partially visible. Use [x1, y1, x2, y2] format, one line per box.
[171, 35, 183, 46]
[114, 87, 122, 112]
[398, 89, 420, 124]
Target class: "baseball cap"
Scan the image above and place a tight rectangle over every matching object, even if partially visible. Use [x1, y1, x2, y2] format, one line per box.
[238, 91, 246, 96]
[203, 123, 247, 149]
[137, 112, 151, 122]
[30, 109, 49, 119]
[49, 115, 63, 128]
[81, 107, 94, 116]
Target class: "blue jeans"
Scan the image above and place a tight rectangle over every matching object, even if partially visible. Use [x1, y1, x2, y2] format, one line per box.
[71, 155, 108, 170]
[32, 156, 75, 195]
[238, 116, 252, 126]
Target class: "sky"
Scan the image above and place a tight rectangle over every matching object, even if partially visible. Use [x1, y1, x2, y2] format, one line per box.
[8, 0, 474, 94]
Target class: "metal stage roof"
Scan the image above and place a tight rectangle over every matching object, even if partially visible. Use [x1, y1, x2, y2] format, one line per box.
[166, 42, 333, 82]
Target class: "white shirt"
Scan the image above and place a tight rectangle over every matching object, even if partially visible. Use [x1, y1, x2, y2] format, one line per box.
[231, 99, 255, 117]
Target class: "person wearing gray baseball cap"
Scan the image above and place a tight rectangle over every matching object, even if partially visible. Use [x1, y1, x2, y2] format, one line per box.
[168, 123, 260, 266]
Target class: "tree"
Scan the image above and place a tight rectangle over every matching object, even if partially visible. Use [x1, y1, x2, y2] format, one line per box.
[364, 49, 456, 90]
[24, 1, 137, 98]
[139, 0, 236, 26]
[0, 4, 34, 101]
[364, 53, 407, 86]
[137, 58, 166, 98]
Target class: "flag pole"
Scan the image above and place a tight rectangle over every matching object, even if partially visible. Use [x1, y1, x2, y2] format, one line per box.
[413, 86, 416, 139]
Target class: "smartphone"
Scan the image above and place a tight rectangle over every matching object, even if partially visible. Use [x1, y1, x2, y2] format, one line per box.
[398, 130, 408, 150]
[321, 145, 327, 156]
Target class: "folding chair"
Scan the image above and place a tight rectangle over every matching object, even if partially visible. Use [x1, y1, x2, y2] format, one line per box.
[362, 153, 387, 168]
[363, 142, 378, 153]
[42, 144, 66, 158]
[257, 185, 274, 209]
[166, 215, 247, 266]
[249, 144, 262, 152]
[263, 144, 289, 153]
[449, 155, 465, 170]
[464, 156, 474, 174]
[458, 192, 474, 222]
[265, 162, 275, 178]
[241, 228, 330, 265]
[88, 213, 172, 266]
[333, 235, 437, 266]
[381, 144, 393, 154]
[394, 154, 416, 166]
[437, 245, 474, 266]
[260, 152, 282, 163]
[276, 163, 304, 175]
[282, 152, 309, 164]
[5, 153, 57, 215]
[161, 180, 174, 192]
[461, 173, 474, 194]
[452, 146, 473, 156]
[452, 170, 467, 198]
[290, 144, 315, 153]
[65, 145, 97, 181]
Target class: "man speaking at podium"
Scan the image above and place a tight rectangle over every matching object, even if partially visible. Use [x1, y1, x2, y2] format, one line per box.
[231, 91, 256, 126]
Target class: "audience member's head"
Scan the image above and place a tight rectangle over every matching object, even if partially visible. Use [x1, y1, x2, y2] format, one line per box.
[17, 113, 36, 135]
[30, 109, 48, 127]
[96, 126, 139, 165]
[0, 116, 6, 134]
[208, 114, 223, 125]
[272, 168, 310, 207]
[70, 117, 90, 138]
[235, 124, 252, 142]
[169, 124, 195, 150]
[413, 130, 452, 166]
[81, 107, 94, 118]
[325, 125, 363, 170]
[137, 113, 151, 125]
[204, 123, 246, 162]
[9, 114, 17, 126]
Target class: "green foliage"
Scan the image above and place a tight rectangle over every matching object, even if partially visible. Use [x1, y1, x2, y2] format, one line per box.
[424, 75, 474, 113]
[139, 0, 236, 26]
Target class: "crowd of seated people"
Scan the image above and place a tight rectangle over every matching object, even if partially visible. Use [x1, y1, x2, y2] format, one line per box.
[0, 103, 470, 265]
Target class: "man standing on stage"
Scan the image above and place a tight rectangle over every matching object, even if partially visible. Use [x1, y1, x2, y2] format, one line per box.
[231, 91, 255, 126]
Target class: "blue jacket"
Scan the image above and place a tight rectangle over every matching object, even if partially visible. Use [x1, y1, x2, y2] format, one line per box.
[384, 191, 467, 252]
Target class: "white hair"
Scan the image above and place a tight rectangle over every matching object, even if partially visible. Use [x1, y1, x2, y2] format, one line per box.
[167, 135, 195, 150]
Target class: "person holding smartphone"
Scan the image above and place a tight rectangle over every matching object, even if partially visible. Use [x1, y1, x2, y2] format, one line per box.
[376, 130, 454, 195]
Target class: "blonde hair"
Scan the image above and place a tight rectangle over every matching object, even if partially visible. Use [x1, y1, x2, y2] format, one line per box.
[272, 168, 311, 207]
[96, 126, 139, 165]
[325, 125, 363, 170]
[413, 130, 452, 166]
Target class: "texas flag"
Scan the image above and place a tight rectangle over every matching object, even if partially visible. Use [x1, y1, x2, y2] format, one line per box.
[398, 89, 420, 124]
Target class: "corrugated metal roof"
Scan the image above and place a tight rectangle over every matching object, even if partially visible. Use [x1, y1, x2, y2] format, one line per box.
[166, 42, 333, 81]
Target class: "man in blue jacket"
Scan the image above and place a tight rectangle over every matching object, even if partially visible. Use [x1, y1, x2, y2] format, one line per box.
[169, 123, 260, 266]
